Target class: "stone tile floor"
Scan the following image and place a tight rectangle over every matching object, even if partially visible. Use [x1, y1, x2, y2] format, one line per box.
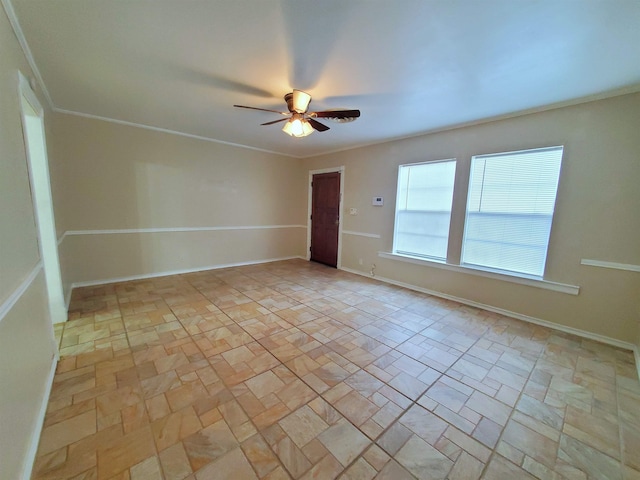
[34, 259, 640, 479]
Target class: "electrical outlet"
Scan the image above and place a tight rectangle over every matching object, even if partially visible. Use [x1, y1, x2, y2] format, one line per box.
[349, 208, 358, 215]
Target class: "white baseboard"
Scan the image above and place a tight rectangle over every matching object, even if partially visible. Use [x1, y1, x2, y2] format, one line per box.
[64, 286, 73, 313]
[63, 259, 640, 381]
[22, 354, 57, 480]
[340, 266, 636, 353]
[69, 256, 306, 289]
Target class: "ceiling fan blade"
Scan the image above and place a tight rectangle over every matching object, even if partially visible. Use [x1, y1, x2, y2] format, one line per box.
[234, 105, 288, 115]
[308, 118, 330, 132]
[310, 109, 361, 119]
[261, 118, 290, 126]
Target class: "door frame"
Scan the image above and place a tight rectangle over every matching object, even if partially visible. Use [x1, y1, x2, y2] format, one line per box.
[307, 166, 345, 268]
[18, 71, 67, 325]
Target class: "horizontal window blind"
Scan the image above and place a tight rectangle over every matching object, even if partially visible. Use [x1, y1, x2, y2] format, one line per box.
[394, 160, 456, 260]
[461, 146, 563, 276]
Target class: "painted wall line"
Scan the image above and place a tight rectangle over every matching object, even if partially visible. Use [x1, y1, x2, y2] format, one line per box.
[342, 230, 381, 239]
[60, 225, 307, 237]
[581, 259, 640, 273]
[0, 261, 42, 324]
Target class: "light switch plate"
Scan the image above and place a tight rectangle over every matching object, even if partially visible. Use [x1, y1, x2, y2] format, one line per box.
[372, 196, 384, 206]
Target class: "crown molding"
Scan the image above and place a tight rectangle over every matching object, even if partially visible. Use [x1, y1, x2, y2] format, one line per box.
[1, 0, 54, 109]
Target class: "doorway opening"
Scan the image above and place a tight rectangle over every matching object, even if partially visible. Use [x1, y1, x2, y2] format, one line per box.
[307, 166, 344, 268]
[18, 72, 66, 324]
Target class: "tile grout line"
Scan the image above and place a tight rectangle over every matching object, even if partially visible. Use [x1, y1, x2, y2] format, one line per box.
[114, 287, 168, 480]
[259, 322, 429, 476]
[138, 273, 284, 480]
[186, 273, 325, 479]
[58, 267, 432, 478]
[614, 354, 626, 475]
[185, 270, 433, 478]
[472, 328, 552, 478]
[52, 261, 639, 479]
[55, 266, 528, 477]
[245, 276, 493, 476]
[136, 266, 509, 478]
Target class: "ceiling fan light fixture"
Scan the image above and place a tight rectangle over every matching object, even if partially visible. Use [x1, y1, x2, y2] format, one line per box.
[282, 115, 313, 138]
[235, 91, 359, 137]
[301, 119, 314, 136]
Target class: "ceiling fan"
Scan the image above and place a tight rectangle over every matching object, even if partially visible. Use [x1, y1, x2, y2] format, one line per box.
[234, 90, 360, 138]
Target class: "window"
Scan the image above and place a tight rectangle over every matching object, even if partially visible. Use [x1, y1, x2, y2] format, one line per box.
[390, 146, 564, 282]
[461, 146, 563, 277]
[393, 160, 456, 261]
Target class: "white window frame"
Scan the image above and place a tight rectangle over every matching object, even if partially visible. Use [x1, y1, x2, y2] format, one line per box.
[384, 145, 577, 295]
[392, 158, 457, 262]
[460, 146, 564, 278]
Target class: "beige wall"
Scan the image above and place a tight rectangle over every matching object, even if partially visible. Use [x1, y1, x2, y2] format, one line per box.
[52, 94, 640, 346]
[59, 228, 305, 285]
[51, 113, 308, 291]
[304, 93, 640, 344]
[0, 4, 58, 478]
[1, 4, 638, 478]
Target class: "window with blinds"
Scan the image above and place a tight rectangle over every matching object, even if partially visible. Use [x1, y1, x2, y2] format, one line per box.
[393, 160, 456, 261]
[461, 146, 563, 277]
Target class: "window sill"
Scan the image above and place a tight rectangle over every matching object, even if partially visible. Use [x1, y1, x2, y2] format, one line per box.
[377, 251, 580, 295]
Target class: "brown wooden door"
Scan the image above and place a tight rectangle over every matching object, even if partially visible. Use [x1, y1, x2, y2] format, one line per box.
[311, 172, 340, 267]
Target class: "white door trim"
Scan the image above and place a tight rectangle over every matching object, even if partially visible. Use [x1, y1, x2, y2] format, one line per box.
[18, 71, 67, 325]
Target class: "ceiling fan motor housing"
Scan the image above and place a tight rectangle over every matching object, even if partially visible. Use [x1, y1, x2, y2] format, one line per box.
[285, 90, 312, 114]
[234, 89, 359, 135]
[284, 92, 295, 112]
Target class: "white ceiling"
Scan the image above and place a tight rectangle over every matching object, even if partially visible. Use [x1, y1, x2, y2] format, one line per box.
[8, 0, 640, 158]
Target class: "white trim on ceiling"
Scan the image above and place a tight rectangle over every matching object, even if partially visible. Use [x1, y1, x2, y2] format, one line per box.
[5, 0, 640, 159]
[1, 0, 54, 109]
[54, 108, 301, 158]
[301, 84, 640, 160]
[50, 83, 640, 160]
